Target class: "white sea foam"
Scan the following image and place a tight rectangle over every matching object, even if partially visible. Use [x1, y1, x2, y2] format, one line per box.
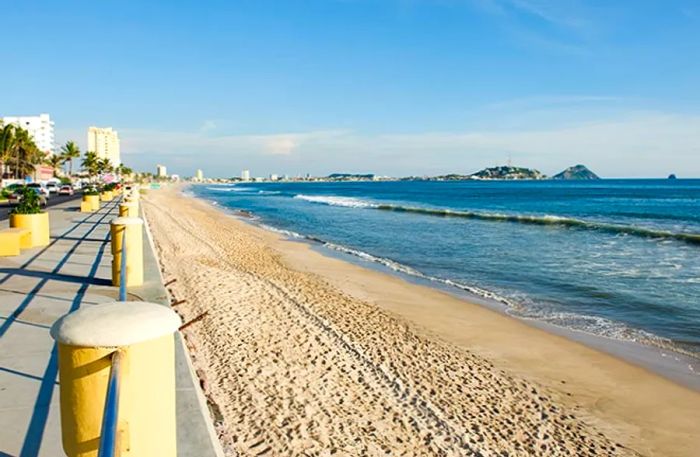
[206, 186, 257, 193]
[322, 242, 424, 277]
[294, 194, 377, 208]
[260, 224, 305, 239]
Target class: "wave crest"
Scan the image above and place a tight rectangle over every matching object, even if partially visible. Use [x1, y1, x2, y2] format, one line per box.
[290, 192, 700, 245]
[375, 205, 700, 245]
[206, 186, 258, 193]
[294, 194, 377, 208]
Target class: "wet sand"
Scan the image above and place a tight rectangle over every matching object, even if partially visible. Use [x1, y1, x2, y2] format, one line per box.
[143, 187, 700, 457]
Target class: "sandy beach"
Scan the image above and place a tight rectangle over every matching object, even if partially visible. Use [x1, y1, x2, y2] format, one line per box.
[142, 187, 700, 457]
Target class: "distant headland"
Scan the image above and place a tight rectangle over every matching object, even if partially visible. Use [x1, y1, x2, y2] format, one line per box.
[404, 164, 599, 182]
[194, 164, 607, 183]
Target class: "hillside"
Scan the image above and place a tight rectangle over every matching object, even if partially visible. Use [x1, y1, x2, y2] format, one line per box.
[552, 165, 600, 180]
[470, 166, 547, 180]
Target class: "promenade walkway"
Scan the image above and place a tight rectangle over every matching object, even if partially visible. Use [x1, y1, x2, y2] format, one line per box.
[0, 197, 221, 456]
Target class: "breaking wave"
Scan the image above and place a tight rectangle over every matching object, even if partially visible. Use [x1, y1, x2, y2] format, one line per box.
[206, 186, 258, 193]
[294, 194, 377, 208]
[291, 194, 700, 245]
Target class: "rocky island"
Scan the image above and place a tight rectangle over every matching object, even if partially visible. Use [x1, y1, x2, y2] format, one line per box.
[552, 164, 600, 180]
[470, 165, 547, 180]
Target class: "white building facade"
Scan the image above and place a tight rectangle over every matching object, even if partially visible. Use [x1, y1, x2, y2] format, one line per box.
[157, 164, 167, 177]
[1, 113, 55, 154]
[195, 169, 203, 181]
[87, 127, 121, 165]
[241, 169, 250, 181]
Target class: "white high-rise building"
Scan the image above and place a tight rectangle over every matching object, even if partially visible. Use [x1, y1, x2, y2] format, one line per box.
[195, 169, 204, 181]
[87, 127, 121, 166]
[241, 170, 250, 181]
[157, 164, 168, 177]
[1, 113, 55, 154]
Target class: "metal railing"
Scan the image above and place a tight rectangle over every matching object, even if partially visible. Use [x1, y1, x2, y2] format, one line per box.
[100, 198, 128, 456]
[98, 350, 123, 457]
[119, 226, 127, 301]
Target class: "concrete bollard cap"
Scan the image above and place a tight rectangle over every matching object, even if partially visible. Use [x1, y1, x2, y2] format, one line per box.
[110, 217, 143, 226]
[50, 301, 181, 347]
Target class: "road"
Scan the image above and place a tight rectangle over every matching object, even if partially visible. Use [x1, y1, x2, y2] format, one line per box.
[0, 193, 83, 221]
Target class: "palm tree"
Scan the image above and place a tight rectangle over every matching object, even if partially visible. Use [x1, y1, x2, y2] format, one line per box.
[0, 123, 13, 182]
[116, 163, 133, 177]
[10, 127, 43, 179]
[46, 154, 65, 177]
[97, 158, 113, 176]
[81, 151, 100, 181]
[60, 141, 81, 177]
[0, 124, 49, 180]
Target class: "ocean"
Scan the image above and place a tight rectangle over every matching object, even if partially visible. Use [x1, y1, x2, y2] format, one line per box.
[192, 179, 700, 359]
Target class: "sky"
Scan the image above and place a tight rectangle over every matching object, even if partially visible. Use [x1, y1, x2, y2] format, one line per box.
[2, 0, 700, 178]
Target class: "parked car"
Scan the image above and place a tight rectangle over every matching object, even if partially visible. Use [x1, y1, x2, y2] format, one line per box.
[58, 185, 74, 196]
[72, 181, 83, 190]
[8, 186, 48, 207]
[46, 182, 59, 194]
[26, 183, 50, 199]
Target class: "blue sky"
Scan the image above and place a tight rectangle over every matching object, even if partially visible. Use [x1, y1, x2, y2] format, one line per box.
[2, 0, 700, 177]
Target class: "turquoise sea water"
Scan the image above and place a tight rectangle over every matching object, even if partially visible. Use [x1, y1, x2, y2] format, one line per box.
[192, 180, 700, 357]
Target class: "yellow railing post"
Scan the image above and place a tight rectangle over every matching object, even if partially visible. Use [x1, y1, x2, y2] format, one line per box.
[50, 301, 181, 457]
[110, 217, 144, 287]
[118, 202, 138, 218]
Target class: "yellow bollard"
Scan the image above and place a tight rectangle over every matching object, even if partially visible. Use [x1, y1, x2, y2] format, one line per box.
[110, 217, 144, 287]
[50, 301, 181, 457]
[124, 196, 139, 213]
[118, 202, 139, 218]
[83, 194, 100, 212]
[100, 191, 113, 202]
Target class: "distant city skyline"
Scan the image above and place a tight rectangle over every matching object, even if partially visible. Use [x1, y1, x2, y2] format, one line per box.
[2, 1, 700, 178]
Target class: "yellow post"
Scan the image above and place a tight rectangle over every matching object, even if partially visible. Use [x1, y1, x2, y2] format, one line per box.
[123, 195, 139, 214]
[118, 202, 138, 218]
[50, 301, 181, 457]
[100, 191, 113, 202]
[127, 188, 140, 201]
[110, 217, 144, 287]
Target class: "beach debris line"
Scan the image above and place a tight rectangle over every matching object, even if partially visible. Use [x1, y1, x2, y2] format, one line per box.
[179, 311, 209, 331]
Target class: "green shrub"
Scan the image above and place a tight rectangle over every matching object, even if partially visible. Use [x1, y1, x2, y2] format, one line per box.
[11, 187, 43, 214]
[83, 185, 100, 196]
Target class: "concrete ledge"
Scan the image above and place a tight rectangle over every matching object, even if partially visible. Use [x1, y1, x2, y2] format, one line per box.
[132, 205, 224, 457]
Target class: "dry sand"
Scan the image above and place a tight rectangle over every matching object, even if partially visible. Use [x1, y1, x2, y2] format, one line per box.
[142, 187, 700, 457]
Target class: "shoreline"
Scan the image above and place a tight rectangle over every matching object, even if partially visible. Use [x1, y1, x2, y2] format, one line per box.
[146, 186, 700, 456]
[204, 190, 700, 391]
[310, 242, 700, 391]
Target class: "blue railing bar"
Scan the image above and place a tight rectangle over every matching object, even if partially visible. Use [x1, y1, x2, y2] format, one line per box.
[119, 227, 127, 302]
[98, 350, 123, 457]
